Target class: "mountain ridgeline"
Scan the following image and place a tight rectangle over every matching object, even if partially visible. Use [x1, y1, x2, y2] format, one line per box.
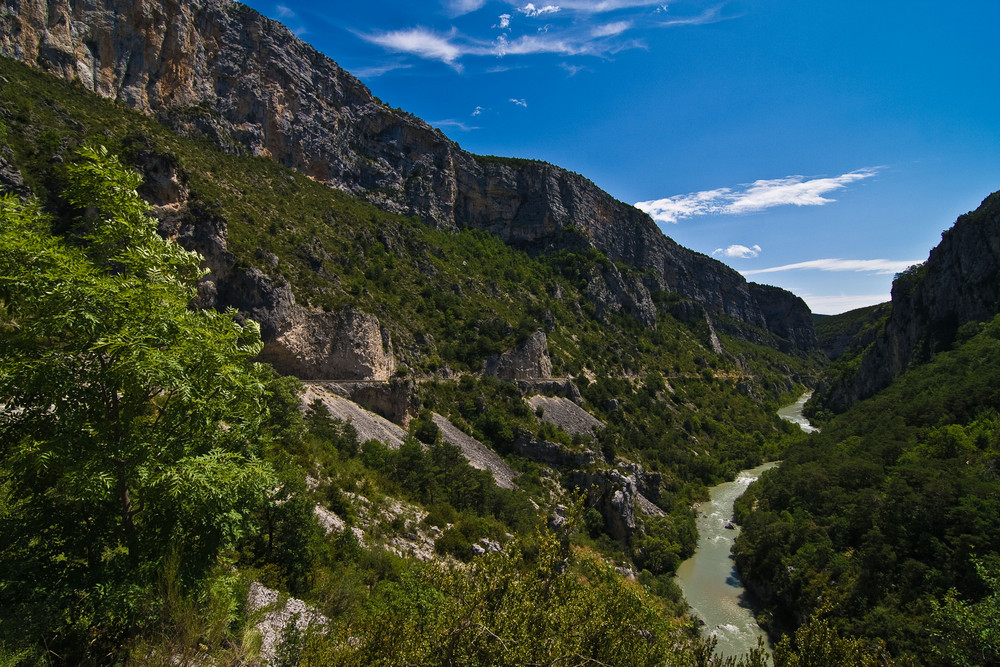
[0, 0, 815, 352]
[813, 190, 1000, 414]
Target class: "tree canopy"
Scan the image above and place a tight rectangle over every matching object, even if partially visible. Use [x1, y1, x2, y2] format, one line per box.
[0, 146, 275, 658]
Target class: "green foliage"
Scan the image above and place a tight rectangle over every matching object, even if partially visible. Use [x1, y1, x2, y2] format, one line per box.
[812, 302, 890, 359]
[0, 56, 814, 514]
[0, 57, 834, 664]
[632, 510, 698, 575]
[0, 147, 275, 659]
[773, 610, 905, 667]
[298, 526, 764, 666]
[735, 313, 1000, 663]
[929, 559, 1000, 667]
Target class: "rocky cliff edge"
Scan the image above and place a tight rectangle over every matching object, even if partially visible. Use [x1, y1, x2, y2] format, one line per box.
[0, 0, 815, 350]
[816, 189, 1000, 412]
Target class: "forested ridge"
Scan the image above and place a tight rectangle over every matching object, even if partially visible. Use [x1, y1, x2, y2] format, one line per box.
[735, 308, 1000, 665]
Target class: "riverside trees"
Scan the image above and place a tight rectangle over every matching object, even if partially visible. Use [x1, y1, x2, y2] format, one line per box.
[0, 146, 275, 659]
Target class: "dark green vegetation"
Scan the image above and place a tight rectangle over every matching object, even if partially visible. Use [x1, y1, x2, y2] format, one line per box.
[0, 146, 279, 662]
[0, 143, 774, 666]
[735, 306, 1000, 664]
[0, 56, 820, 664]
[812, 302, 890, 361]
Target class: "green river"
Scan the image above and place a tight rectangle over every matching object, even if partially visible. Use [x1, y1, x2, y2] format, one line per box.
[674, 393, 816, 659]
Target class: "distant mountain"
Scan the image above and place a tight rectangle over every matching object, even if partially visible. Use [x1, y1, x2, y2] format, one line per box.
[0, 0, 815, 352]
[812, 302, 889, 361]
[814, 189, 1000, 413]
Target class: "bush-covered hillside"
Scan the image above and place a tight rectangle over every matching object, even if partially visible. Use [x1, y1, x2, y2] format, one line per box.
[0, 55, 824, 664]
[0, 55, 816, 486]
[734, 312, 1000, 665]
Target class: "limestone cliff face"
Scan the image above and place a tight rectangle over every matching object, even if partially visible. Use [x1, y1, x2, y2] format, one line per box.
[1, 0, 815, 350]
[817, 190, 1000, 412]
[485, 331, 553, 381]
[257, 308, 396, 381]
[748, 284, 818, 352]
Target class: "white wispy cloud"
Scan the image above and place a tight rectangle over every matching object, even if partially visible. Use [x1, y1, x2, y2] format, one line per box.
[363, 27, 466, 68]
[351, 61, 413, 78]
[274, 5, 307, 37]
[592, 20, 632, 37]
[510, 97, 528, 107]
[635, 168, 880, 224]
[659, 6, 729, 27]
[560, 62, 587, 76]
[430, 119, 481, 131]
[363, 0, 717, 69]
[799, 293, 890, 315]
[501, 34, 595, 56]
[494, 33, 509, 56]
[741, 258, 920, 276]
[446, 0, 487, 16]
[472, 105, 485, 116]
[713, 244, 761, 259]
[520, 3, 562, 17]
[554, 0, 671, 12]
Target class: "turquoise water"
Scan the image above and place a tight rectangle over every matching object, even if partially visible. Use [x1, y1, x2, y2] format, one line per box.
[674, 394, 817, 659]
[675, 462, 777, 659]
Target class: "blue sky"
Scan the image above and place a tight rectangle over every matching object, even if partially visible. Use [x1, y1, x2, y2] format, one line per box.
[241, 0, 1000, 314]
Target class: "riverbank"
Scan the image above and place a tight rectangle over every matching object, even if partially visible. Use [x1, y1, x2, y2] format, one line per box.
[675, 462, 777, 659]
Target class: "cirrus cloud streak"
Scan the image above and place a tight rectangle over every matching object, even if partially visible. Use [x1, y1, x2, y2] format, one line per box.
[364, 27, 466, 67]
[635, 168, 881, 224]
[741, 258, 922, 276]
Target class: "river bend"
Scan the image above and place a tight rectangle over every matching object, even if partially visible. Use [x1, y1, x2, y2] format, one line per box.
[674, 392, 816, 658]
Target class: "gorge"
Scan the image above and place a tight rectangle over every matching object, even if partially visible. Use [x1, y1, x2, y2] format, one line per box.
[1, 1, 998, 665]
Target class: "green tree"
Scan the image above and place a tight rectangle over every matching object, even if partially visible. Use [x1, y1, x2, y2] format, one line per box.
[0, 146, 275, 658]
[930, 560, 1000, 667]
[773, 612, 903, 667]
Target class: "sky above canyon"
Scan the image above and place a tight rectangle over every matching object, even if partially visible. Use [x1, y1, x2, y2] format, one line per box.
[242, 0, 1000, 314]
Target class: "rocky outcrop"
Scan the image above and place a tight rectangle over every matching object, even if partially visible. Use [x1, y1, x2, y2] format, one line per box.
[247, 582, 328, 667]
[584, 261, 658, 329]
[134, 144, 396, 383]
[511, 430, 602, 468]
[485, 330, 552, 380]
[258, 308, 396, 381]
[0, 142, 30, 198]
[516, 379, 583, 403]
[333, 379, 416, 426]
[569, 464, 664, 541]
[617, 462, 663, 504]
[817, 190, 1000, 412]
[1, 0, 817, 350]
